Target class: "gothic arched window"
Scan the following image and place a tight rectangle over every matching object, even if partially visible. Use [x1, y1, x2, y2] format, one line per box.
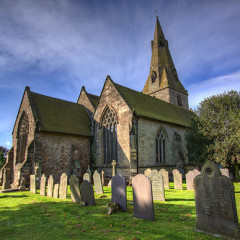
[102, 107, 118, 164]
[177, 95, 182, 107]
[156, 128, 168, 163]
[16, 112, 29, 164]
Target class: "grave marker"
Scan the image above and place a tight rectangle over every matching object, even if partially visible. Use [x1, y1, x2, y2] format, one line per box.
[69, 174, 81, 203]
[186, 171, 196, 190]
[30, 175, 36, 193]
[149, 170, 165, 201]
[172, 169, 182, 190]
[59, 173, 68, 199]
[47, 175, 54, 197]
[111, 160, 116, 177]
[40, 174, 46, 196]
[144, 168, 152, 177]
[2, 169, 11, 190]
[159, 169, 169, 189]
[93, 170, 103, 194]
[80, 180, 95, 206]
[53, 184, 59, 198]
[220, 168, 230, 178]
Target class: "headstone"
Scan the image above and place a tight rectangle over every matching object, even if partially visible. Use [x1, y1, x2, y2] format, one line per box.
[186, 171, 197, 190]
[30, 175, 36, 193]
[59, 173, 68, 199]
[19, 177, 26, 190]
[144, 168, 152, 177]
[111, 160, 116, 177]
[40, 174, 46, 196]
[149, 170, 165, 201]
[159, 169, 169, 189]
[220, 168, 230, 178]
[101, 170, 105, 186]
[111, 174, 127, 211]
[80, 180, 95, 206]
[132, 174, 154, 221]
[108, 180, 112, 187]
[47, 175, 54, 197]
[93, 170, 103, 194]
[53, 184, 59, 198]
[194, 160, 240, 238]
[69, 174, 81, 203]
[83, 172, 91, 183]
[172, 169, 182, 190]
[86, 166, 92, 184]
[193, 169, 201, 176]
[2, 169, 11, 190]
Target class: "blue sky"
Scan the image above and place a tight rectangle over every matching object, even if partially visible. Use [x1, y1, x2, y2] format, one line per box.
[0, 0, 240, 148]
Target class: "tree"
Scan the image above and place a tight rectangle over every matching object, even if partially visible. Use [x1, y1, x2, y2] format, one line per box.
[186, 90, 240, 180]
[0, 146, 8, 169]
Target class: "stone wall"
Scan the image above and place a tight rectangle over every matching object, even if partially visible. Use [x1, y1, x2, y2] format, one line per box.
[77, 90, 95, 118]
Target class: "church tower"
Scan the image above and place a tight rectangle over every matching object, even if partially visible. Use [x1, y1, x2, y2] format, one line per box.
[143, 17, 189, 110]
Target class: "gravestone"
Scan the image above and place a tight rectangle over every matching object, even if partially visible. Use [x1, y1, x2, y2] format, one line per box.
[83, 172, 91, 183]
[47, 175, 54, 197]
[111, 174, 127, 211]
[220, 168, 230, 178]
[86, 166, 92, 184]
[149, 170, 165, 201]
[132, 174, 154, 221]
[111, 160, 116, 177]
[101, 170, 105, 186]
[59, 173, 68, 199]
[108, 180, 112, 187]
[69, 174, 81, 203]
[53, 184, 59, 198]
[186, 171, 196, 190]
[193, 169, 201, 176]
[40, 174, 46, 196]
[2, 169, 11, 190]
[80, 180, 95, 206]
[93, 170, 103, 194]
[30, 175, 36, 193]
[19, 177, 26, 190]
[159, 169, 169, 189]
[172, 169, 182, 190]
[144, 168, 152, 177]
[194, 160, 240, 238]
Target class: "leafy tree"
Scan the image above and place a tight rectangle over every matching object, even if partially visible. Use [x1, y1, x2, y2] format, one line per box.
[0, 146, 8, 169]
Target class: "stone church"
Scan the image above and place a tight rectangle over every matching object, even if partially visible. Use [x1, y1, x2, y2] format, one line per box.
[2, 17, 191, 187]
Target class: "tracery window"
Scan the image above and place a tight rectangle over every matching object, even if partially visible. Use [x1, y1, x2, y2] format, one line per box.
[102, 107, 118, 164]
[156, 128, 167, 163]
[16, 112, 29, 164]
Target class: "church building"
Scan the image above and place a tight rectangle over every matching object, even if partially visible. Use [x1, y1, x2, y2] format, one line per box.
[2, 17, 191, 187]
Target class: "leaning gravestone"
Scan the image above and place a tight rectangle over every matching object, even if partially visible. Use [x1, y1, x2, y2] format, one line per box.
[80, 180, 95, 206]
[83, 172, 91, 183]
[53, 184, 59, 198]
[159, 169, 169, 189]
[59, 173, 68, 199]
[144, 168, 152, 177]
[2, 169, 11, 190]
[132, 174, 154, 221]
[194, 160, 240, 238]
[111, 174, 127, 211]
[172, 169, 182, 190]
[93, 170, 103, 194]
[47, 175, 54, 197]
[149, 170, 165, 201]
[186, 171, 196, 191]
[40, 174, 46, 196]
[220, 168, 230, 178]
[69, 174, 81, 203]
[30, 175, 36, 193]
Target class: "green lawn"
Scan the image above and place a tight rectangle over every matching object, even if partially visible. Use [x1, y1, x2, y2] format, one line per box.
[0, 182, 240, 240]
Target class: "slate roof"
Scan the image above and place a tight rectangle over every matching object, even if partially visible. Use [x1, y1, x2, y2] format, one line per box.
[28, 89, 92, 137]
[112, 81, 192, 128]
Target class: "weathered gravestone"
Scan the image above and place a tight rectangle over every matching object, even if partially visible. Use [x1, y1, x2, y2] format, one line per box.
[59, 173, 68, 199]
[186, 171, 197, 191]
[159, 169, 169, 189]
[40, 174, 46, 196]
[86, 166, 92, 184]
[2, 169, 11, 190]
[144, 168, 152, 177]
[132, 174, 154, 221]
[193, 169, 201, 176]
[220, 168, 230, 178]
[53, 184, 59, 198]
[80, 180, 95, 206]
[69, 174, 81, 203]
[172, 169, 182, 190]
[194, 160, 240, 238]
[111, 160, 117, 177]
[111, 174, 127, 211]
[149, 170, 165, 201]
[47, 175, 54, 197]
[93, 170, 103, 194]
[83, 172, 91, 183]
[30, 175, 36, 193]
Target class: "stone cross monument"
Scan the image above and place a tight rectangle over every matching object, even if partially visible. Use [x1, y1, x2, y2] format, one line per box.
[111, 160, 116, 177]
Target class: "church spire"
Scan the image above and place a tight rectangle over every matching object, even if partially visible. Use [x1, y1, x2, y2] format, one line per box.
[153, 16, 166, 44]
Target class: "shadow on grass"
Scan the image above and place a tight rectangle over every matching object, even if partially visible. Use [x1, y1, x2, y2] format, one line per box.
[0, 194, 29, 199]
[166, 198, 195, 202]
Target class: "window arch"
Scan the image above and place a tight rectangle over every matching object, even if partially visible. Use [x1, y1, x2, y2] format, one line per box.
[16, 112, 29, 164]
[156, 127, 168, 163]
[174, 132, 184, 164]
[177, 95, 182, 107]
[102, 106, 118, 164]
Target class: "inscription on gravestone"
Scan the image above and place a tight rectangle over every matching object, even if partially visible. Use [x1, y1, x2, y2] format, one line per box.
[59, 173, 68, 199]
[93, 170, 103, 194]
[144, 168, 152, 177]
[30, 175, 36, 193]
[40, 174, 46, 196]
[172, 169, 182, 190]
[69, 174, 81, 203]
[149, 170, 165, 201]
[111, 174, 127, 211]
[80, 180, 95, 206]
[47, 175, 54, 197]
[53, 184, 59, 198]
[186, 171, 197, 191]
[132, 174, 154, 221]
[159, 169, 169, 189]
[194, 160, 240, 238]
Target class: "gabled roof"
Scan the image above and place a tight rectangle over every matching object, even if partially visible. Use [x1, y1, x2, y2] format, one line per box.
[110, 78, 191, 127]
[77, 86, 99, 109]
[28, 89, 92, 137]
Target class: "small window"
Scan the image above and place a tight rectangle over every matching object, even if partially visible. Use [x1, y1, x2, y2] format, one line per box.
[156, 128, 167, 163]
[177, 95, 182, 107]
[151, 70, 157, 83]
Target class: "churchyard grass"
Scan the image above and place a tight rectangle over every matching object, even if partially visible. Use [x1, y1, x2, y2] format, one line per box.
[0, 182, 240, 240]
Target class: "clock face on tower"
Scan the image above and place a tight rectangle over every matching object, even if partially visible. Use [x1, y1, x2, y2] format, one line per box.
[151, 70, 157, 83]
